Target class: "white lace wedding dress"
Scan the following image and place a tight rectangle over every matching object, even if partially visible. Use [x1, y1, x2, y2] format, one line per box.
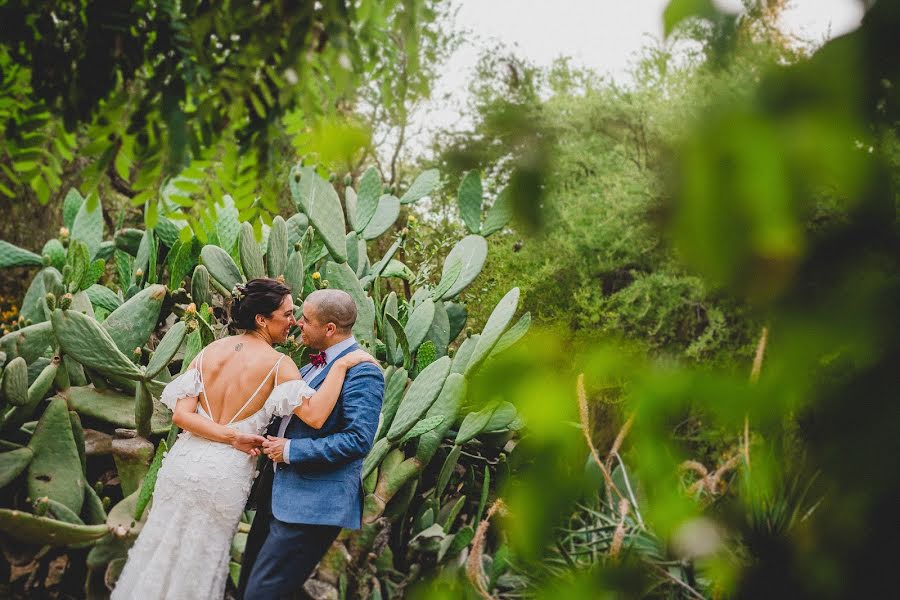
[111, 352, 314, 600]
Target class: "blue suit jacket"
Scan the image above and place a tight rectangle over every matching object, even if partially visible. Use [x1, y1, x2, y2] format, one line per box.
[271, 343, 384, 529]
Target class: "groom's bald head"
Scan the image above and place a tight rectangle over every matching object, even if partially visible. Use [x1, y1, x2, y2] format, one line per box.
[304, 289, 357, 334]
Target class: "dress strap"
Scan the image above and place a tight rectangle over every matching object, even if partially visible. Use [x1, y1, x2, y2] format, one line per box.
[196, 349, 214, 418]
[226, 354, 286, 425]
[275, 354, 281, 387]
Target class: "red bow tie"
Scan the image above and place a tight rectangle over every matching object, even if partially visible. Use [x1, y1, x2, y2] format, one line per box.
[309, 351, 327, 367]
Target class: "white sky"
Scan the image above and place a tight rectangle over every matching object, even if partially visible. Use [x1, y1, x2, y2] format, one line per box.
[401, 0, 865, 159]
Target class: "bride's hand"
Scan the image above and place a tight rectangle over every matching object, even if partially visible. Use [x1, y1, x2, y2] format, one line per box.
[231, 432, 266, 456]
[336, 349, 380, 371]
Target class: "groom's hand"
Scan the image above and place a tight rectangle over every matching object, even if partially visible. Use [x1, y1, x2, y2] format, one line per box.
[263, 435, 288, 463]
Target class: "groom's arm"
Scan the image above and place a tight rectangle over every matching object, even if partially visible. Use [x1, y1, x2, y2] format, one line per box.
[286, 364, 384, 466]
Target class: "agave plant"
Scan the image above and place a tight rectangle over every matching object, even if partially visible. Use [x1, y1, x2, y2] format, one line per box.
[0, 165, 525, 598]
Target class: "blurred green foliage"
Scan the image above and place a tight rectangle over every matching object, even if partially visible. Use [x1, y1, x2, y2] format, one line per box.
[430, 36, 773, 365]
[0, 0, 897, 597]
[0, 0, 447, 229]
[413, 1, 898, 598]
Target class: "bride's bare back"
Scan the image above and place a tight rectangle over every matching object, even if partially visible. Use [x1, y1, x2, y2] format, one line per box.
[194, 336, 301, 425]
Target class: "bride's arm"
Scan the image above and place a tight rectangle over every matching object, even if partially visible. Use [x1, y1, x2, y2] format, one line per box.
[171, 396, 265, 454]
[288, 350, 379, 429]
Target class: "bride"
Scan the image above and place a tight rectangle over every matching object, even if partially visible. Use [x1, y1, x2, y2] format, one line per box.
[112, 278, 375, 599]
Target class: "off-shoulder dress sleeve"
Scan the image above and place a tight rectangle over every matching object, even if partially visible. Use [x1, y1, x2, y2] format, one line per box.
[268, 379, 316, 418]
[159, 368, 203, 412]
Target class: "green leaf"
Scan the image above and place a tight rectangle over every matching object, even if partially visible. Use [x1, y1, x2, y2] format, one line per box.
[63, 386, 171, 434]
[200, 245, 244, 294]
[377, 366, 408, 437]
[355, 167, 382, 232]
[489, 312, 531, 358]
[115, 250, 134, 290]
[216, 195, 241, 254]
[436, 445, 461, 499]
[446, 302, 467, 342]
[441, 235, 488, 298]
[386, 356, 451, 442]
[432, 259, 461, 301]
[155, 217, 180, 248]
[405, 298, 435, 354]
[65, 240, 91, 291]
[368, 239, 402, 281]
[385, 314, 411, 371]
[146, 321, 188, 380]
[168, 237, 200, 288]
[400, 169, 440, 204]
[0, 509, 107, 547]
[290, 167, 347, 263]
[458, 171, 482, 235]
[455, 400, 499, 445]
[380, 259, 414, 281]
[423, 301, 451, 359]
[663, 0, 717, 37]
[266, 216, 289, 278]
[415, 340, 438, 373]
[382, 292, 402, 366]
[285, 213, 310, 248]
[28, 398, 85, 514]
[0, 448, 33, 489]
[71, 195, 104, 259]
[466, 288, 520, 376]
[86, 284, 122, 313]
[0, 241, 42, 269]
[239, 222, 266, 279]
[483, 401, 517, 432]
[399, 415, 444, 445]
[63, 189, 84, 230]
[344, 186, 359, 232]
[362, 195, 400, 240]
[134, 440, 167, 521]
[482, 189, 513, 236]
[80, 259, 106, 291]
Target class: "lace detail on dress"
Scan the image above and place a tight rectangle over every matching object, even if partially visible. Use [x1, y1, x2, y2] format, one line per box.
[159, 368, 203, 412]
[111, 360, 317, 599]
[270, 379, 315, 417]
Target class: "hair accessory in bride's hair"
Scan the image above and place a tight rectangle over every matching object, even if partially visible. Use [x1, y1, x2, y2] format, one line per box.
[231, 284, 246, 301]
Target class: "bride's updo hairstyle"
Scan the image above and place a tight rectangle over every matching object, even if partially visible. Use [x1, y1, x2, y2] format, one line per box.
[229, 278, 292, 332]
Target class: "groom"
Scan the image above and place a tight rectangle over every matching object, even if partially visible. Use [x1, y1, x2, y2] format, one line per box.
[238, 289, 384, 598]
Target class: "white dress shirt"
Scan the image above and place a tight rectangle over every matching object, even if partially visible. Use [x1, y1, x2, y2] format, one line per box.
[276, 336, 356, 464]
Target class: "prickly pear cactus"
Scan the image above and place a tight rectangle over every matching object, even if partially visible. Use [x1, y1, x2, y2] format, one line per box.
[0, 167, 527, 597]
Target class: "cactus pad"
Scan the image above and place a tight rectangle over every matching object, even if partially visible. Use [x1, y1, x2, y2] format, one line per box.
[267, 216, 289, 278]
[101, 284, 166, 357]
[0, 509, 107, 546]
[441, 235, 487, 299]
[290, 167, 348, 263]
[239, 222, 266, 279]
[201, 245, 245, 294]
[52, 309, 143, 380]
[62, 386, 172, 434]
[386, 356, 451, 442]
[28, 397, 85, 514]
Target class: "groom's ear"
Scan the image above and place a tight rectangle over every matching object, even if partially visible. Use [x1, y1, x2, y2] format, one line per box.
[325, 322, 336, 336]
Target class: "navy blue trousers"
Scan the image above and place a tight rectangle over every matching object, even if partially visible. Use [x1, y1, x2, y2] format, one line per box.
[239, 462, 340, 599]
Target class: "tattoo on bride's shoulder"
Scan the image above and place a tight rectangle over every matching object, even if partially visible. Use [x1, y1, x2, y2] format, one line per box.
[234, 343, 243, 352]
